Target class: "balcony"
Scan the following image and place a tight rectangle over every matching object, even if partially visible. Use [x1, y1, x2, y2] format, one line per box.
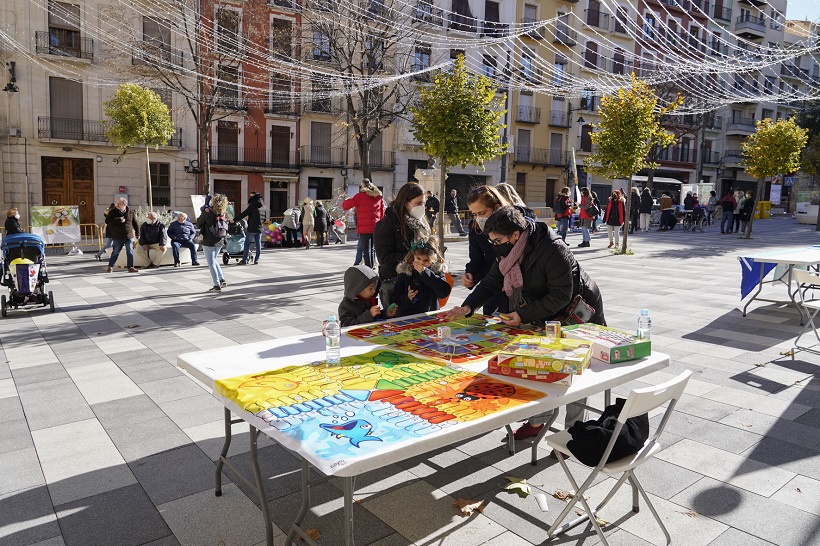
[448, 13, 476, 32]
[264, 100, 300, 117]
[712, 5, 732, 20]
[353, 150, 396, 170]
[735, 14, 766, 39]
[663, 0, 708, 12]
[584, 9, 610, 29]
[211, 147, 299, 169]
[131, 43, 184, 67]
[723, 149, 743, 165]
[303, 48, 333, 63]
[655, 145, 696, 164]
[303, 98, 343, 115]
[688, 36, 705, 52]
[414, 3, 444, 25]
[583, 53, 607, 71]
[38, 117, 182, 146]
[702, 114, 723, 130]
[610, 58, 633, 75]
[215, 96, 248, 111]
[549, 110, 571, 127]
[709, 41, 729, 55]
[519, 67, 543, 85]
[480, 21, 509, 37]
[553, 26, 577, 46]
[300, 145, 346, 166]
[781, 63, 809, 81]
[702, 151, 721, 165]
[36, 30, 93, 60]
[725, 116, 757, 135]
[516, 106, 541, 123]
[269, 0, 297, 8]
[514, 147, 565, 166]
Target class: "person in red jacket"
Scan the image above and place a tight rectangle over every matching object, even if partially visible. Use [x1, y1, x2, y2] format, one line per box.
[343, 179, 385, 268]
[604, 190, 625, 248]
[577, 187, 594, 248]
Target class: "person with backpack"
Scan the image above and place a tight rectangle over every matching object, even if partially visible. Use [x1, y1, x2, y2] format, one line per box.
[577, 187, 596, 248]
[720, 188, 737, 234]
[235, 192, 266, 265]
[196, 193, 229, 292]
[554, 187, 572, 242]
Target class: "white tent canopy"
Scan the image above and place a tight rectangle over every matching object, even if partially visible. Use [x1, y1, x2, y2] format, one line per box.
[630, 176, 684, 185]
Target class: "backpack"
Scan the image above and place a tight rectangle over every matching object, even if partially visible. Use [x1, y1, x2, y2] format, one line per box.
[209, 215, 229, 239]
[555, 196, 568, 217]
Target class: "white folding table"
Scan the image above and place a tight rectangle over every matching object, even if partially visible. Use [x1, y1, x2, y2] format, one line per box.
[178, 328, 670, 546]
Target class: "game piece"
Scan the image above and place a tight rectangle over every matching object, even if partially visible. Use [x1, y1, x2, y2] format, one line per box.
[545, 321, 561, 340]
[387, 303, 398, 312]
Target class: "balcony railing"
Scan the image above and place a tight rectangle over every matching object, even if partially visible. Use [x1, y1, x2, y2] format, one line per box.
[553, 26, 578, 45]
[735, 14, 765, 33]
[584, 9, 610, 29]
[38, 117, 181, 146]
[303, 98, 343, 115]
[583, 53, 607, 70]
[215, 96, 248, 111]
[448, 13, 476, 32]
[516, 106, 541, 123]
[724, 149, 743, 165]
[726, 117, 757, 131]
[519, 68, 542, 85]
[709, 41, 729, 55]
[264, 101, 299, 116]
[269, 0, 297, 8]
[712, 5, 732, 20]
[480, 21, 509, 37]
[549, 110, 571, 127]
[300, 145, 346, 166]
[514, 147, 565, 166]
[353, 150, 396, 170]
[131, 43, 184, 67]
[414, 3, 444, 25]
[36, 30, 93, 60]
[702, 151, 721, 164]
[781, 63, 809, 80]
[211, 147, 298, 169]
[655, 145, 696, 164]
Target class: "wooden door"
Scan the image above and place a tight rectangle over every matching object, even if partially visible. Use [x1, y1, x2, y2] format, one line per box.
[41, 156, 95, 224]
[270, 125, 290, 165]
[214, 179, 241, 214]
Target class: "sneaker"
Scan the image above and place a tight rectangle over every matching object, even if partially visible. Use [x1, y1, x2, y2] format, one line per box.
[106, 266, 113, 273]
[208, 285, 221, 292]
[219, 280, 227, 288]
[513, 423, 544, 440]
[128, 267, 139, 273]
[174, 263, 180, 268]
[191, 262, 200, 266]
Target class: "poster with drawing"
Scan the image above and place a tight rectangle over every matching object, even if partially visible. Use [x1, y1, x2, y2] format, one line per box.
[30, 206, 80, 244]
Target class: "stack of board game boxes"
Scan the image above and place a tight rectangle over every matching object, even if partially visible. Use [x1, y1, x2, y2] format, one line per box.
[488, 324, 651, 385]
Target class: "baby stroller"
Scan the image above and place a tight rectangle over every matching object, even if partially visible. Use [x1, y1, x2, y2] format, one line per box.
[1, 233, 54, 317]
[222, 219, 249, 265]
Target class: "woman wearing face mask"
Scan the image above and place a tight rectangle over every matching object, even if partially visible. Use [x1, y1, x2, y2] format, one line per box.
[374, 182, 430, 308]
[445, 206, 606, 440]
[463, 186, 514, 315]
[5, 208, 24, 235]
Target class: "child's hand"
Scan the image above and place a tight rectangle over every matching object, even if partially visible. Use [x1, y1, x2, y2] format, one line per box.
[408, 286, 419, 301]
[385, 305, 397, 318]
[413, 262, 425, 274]
[369, 305, 380, 318]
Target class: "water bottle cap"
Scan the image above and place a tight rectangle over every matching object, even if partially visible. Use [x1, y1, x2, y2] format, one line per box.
[640, 309, 649, 316]
[328, 313, 337, 322]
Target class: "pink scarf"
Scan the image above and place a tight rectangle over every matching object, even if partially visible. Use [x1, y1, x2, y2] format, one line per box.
[498, 228, 528, 300]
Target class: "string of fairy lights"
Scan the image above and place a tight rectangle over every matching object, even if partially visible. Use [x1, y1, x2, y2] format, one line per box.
[1, 0, 818, 115]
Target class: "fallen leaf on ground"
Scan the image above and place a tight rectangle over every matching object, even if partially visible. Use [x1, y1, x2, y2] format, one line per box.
[126, 324, 140, 328]
[596, 517, 609, 526]
[354, 498, 363, 504]
[780, 350, 794, 357]
[297, 529, 321, 542]
[679, 510, 698, 518]
[453, 498, 485, 516]
[504, 476, 532, 497]
[796, 487, 802, 493]
[552, 489, 572, 501]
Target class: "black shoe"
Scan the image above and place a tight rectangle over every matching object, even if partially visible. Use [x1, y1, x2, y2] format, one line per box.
[252, 261, 259, 265]
[174, 263, 180, 268]
[220, 280, 227, 288]
[146, 263, 158, 269]
[577, 241, 590, 248]
[95, 254, 101, 261]
[208, 285, 221, 292]
[191, 262, 200, 266]
[238, 260, 248, 265]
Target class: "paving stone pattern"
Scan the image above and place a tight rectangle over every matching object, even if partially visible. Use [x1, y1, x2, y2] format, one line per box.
[1, 217, 819, 545]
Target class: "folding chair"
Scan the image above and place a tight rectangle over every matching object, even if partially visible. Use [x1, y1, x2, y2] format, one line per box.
[544, 370, 692, 546]
[792, 268, 820, 354]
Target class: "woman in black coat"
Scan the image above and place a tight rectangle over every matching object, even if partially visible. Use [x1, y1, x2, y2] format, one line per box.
[446, 206, 606, 440]
[314, 202, 329, 247]
[4, 208, 23, 235]
[638, 187, 654, 233]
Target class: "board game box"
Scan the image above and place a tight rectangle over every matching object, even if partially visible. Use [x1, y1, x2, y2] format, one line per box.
[496, 335, 592, 375]
[562, 323, 651, 364]
[345, 315, 542, 364]
[487, 356, 574, 386]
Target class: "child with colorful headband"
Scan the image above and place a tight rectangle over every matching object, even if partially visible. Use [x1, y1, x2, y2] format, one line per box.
[391, 236, 451, 317]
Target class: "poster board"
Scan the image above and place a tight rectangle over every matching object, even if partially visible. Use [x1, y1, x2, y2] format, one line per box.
[30, 205, 80, 244]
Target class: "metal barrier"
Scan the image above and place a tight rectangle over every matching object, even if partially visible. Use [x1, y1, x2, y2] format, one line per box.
[15, 224, 102, 250]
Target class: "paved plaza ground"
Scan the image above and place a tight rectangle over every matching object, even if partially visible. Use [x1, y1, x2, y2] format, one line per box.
[1, 215, 819, 546]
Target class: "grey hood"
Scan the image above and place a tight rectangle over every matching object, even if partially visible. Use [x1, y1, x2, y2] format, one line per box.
[343, 265, 380, 299]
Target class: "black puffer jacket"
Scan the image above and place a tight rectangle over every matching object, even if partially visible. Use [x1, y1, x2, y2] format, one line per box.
[392, 262, 451, 317]
[374, 208, 414, 281]
[4, 216, 23, 235]
[463, 222, 605, 326]
[236, 194, 266, 233]
[639, 192, 654, 214]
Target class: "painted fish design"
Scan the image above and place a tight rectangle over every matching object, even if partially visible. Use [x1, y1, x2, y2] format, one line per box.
[320, 419, 383, 448]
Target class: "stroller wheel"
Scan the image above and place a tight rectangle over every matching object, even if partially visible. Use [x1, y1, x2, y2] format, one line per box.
[49, 291, 55, 313]
[222, 253, 229, 265]
[1, 294, 6, 317]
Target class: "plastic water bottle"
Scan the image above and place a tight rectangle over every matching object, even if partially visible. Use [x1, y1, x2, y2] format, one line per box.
[637, 309, 651, 340]
[324, 314, 341, 365]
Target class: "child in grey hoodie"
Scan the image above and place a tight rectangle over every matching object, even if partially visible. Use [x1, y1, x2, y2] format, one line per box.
[339, 265, 397, 326]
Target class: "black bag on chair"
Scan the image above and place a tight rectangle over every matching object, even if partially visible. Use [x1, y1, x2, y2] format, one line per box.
[566, 398, 649, 467]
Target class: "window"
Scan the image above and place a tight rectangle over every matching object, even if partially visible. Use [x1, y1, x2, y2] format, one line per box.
[521, 51, 534, 81]
[149, 163, 171, 206]
[150, 88, 173, 125]
[311, 28, 330, 61]
[516, 172, 527, 199]
[414, 44, 431, 71]
[269, 72, 293, 114]
[308, 177, 333, 200]
[523, 3, 537, 23]
[761, 109, 773, 120]
[613, 48, 625, 74]
[614, 7, 628, 33]
[48, 1, 82, 57]
[407, 159, 429, 182]
[48, 77, 83, 139]
[310, 76, 331, 112]
[584, 42, 598, 69]
[482, 55, 496, 78]
[270, 19, 292, 57]
[143, 17, 172, 60]
[365, 38, 385, 71]
[217, 65, 240, 108]
[450, 0, 475, 31]
[643, 13, 655, 39]
[216, 8, 240, 53]
[554, 60, 565, 87]
[580, 89, 596, 111]
[580, 124, 593, 152]
[450, 48, 465, 60]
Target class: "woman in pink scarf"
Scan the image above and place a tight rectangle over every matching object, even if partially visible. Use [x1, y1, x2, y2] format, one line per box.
[445, 206, 606, 441]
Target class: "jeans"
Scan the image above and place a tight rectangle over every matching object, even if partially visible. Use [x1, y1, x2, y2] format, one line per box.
[285, 228, 299, 247]
[243, 232, 262, 263]
[171, 240, 197, 264]
[203, 245, 224, 287]
[354, 237, 363, 265]
[108, 239, 134, 268]
[96, 238, 113, 258]
[733, 214, 741, 232]
[358, 233, 374, 267]
[706, 210, 714, 225]
[557, 216, 570, 241]
[581, 225, 590, 242]
[721, 211, 734, 233]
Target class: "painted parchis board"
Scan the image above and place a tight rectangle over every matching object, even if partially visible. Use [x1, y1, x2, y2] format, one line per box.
[345, 315, 543, 364]
[215, 350, 546, 474]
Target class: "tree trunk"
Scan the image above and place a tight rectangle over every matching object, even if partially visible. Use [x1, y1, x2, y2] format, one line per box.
[146, 145, 153, 210]
[437, 157, 447, 255]
[201, 127, 211, 196]
[621, 182, 630, 253]
[358, 135, 371, 181]
[742, 178, 762, 239]
[647, 167, 655, 191]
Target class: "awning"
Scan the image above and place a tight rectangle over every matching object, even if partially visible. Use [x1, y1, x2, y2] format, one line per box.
[630, 175, 684, 185]
[262, 175, 299, 182]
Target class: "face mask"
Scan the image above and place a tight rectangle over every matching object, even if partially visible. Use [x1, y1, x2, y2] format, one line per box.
[493, 241, 514, 259]
[475, 215, 488, 231]
[409, 205, 426, 220]
[14, 214, 20, 219]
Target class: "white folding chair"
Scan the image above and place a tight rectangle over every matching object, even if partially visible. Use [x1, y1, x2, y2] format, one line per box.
[544, 370, 692, 546]
[792, 268, 820, 354]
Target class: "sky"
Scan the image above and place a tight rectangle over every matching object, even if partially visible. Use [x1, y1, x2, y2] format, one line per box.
[786, 0, 819, 21]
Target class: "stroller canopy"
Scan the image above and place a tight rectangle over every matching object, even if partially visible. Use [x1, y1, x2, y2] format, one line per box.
[2, 234, 46, 263]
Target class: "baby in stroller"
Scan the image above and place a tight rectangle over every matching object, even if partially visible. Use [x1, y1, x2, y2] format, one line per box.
[1, 233, 54, 316]
[222, 219, 247, 265]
